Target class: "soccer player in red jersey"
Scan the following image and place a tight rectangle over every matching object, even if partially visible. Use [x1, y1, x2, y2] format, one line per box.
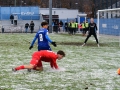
[12, 50, 65, 72]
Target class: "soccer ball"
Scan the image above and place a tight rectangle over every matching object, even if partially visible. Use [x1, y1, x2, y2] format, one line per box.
[117, 68, 120, 75]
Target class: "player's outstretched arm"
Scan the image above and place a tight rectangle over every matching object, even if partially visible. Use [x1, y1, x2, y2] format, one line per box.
[29, 37, 37, 50]
[45, 34, 57, 47]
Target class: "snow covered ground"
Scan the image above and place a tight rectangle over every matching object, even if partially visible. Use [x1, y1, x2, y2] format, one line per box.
[0, 33, 120, 90]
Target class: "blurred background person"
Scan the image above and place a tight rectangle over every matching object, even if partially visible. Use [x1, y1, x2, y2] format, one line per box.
[10, 14, 14, 25]
[64, 21, 68, 32]
[25, 23, 29, 33]
[59, 20, 63, 32]
[14, 14, 18, 26]
[54, 21, 59, 33]
[29, 21, 35, 34]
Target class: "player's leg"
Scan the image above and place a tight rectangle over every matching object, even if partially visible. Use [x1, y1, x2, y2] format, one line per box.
[82, 34, 91, 46]
[12, 56, 39, 72]
[12, 64, 34, 72]
[33, 61, 43, 71]
[93, 33, 99, 47]
[93, 33, 99, 43]
[13, 58, 38, 71]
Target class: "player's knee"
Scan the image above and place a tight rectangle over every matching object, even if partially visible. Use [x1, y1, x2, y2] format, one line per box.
[36, 67, 43, 71]
[29, 65, 34, 69]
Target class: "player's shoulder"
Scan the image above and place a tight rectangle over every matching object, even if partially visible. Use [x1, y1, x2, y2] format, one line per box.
[89, 23, 92, 25]
[44, 28, 48, 32]
[93, 23, 97, 26]
[37, 28, 45, 33]
[41, 50, 56, 56]
[41, 50, 52, 53]
[46, 50, 56, 54]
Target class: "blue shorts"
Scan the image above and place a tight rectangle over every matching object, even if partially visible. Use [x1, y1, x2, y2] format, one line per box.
[38, 46, 52, 51]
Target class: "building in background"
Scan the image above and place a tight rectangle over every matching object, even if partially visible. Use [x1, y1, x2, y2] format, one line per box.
[40, 8, 79, 22]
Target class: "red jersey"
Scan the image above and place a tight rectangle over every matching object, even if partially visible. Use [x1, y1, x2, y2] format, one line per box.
[32, 50, 58, 69]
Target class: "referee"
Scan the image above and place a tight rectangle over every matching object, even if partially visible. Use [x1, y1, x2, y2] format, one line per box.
[82, 18, 100, 47]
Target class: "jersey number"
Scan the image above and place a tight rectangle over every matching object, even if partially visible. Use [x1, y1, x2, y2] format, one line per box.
[39, 34, 43, 41]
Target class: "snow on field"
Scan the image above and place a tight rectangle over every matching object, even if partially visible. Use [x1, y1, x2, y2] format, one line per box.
[46, 67, 66, 72]
[0, 33, 120, 90]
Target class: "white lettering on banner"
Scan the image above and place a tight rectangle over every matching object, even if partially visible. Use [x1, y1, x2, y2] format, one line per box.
[102, 24, 107, 28]
[112, 25, 119, 29]
[21, 12, 34, 15]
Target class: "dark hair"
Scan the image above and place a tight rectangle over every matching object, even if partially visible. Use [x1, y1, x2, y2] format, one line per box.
[41, 22, 48, 27]
[57, 50, 65, 57]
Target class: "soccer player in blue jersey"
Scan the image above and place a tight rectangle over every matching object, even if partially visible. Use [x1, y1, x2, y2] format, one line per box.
[29, 22, 57, 51]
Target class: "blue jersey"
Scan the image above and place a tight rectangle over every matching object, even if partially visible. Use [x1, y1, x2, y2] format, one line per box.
[30, 28, 52, 49]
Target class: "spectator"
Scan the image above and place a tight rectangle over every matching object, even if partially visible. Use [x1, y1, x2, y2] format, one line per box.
[14, 14, 18, 26]
[82, 21, 86, 36]
[29, 21, 35, 33]
[54, 21, 59, 33]
[75, 22, 78, 34]
[78, 23, 82, 33]
[85, 20, 89, 35]
[64, 21, 68, 32]
[52, 20, 55, 32]
[10, 14, 14, 25]
[71, 21, 76, 35]
[25, 23, 29, 33]
[59, 20, 63, 32]
[68, 21, 72, 34]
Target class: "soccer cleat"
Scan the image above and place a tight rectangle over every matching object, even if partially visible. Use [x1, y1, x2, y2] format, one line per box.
[12, 68, 17, 72]
[27, 69, 31, 72]
[97, 44, 100, 47]
[81, 43, 85, 47]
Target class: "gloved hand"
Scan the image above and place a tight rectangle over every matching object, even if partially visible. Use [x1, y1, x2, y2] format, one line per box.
[29, 46, 33, 50]
[51, 42, 57, 47]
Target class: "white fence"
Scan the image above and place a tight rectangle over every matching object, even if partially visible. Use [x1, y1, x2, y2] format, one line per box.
[0, 20, 41, 33]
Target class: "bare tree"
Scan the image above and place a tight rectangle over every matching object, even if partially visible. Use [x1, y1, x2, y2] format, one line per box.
[0, 0, 94, 15]
[83, 0, 95, 18]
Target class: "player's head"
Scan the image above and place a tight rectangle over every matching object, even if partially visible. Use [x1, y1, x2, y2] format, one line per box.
[57, 50, 65, 60]
[41, 22, 48, 29]
[90, 18, 94, 23]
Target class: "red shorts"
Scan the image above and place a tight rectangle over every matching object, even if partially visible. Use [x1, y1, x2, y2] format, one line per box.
[30, 55, 43, 70]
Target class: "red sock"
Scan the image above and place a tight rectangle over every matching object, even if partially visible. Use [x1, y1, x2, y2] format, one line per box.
[15, 65, 25, 71]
